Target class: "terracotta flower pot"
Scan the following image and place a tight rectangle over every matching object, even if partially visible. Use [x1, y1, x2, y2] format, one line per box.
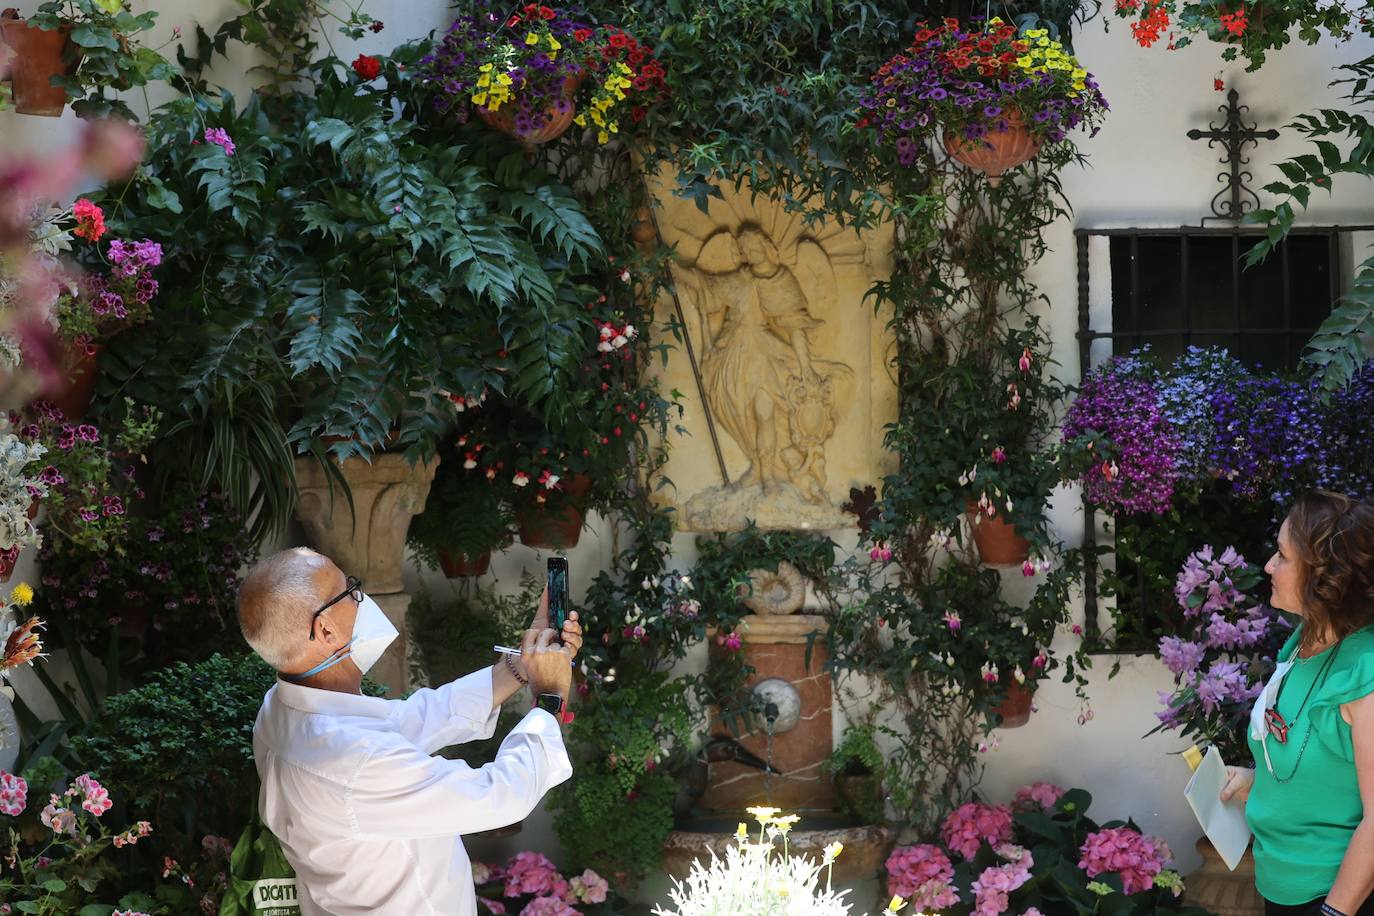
[49, 341, 103, 421]
[516, 474, 591, 550]
[438, 550, 491, 578]
[966, 504, 1031, 565]
[0, 12, 73, 117]
[476, 75, 580, 148]
[993, 680, 1034, 728]
[943, 112, 1042, 186]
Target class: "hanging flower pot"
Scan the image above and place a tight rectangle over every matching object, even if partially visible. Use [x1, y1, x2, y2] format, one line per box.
[516, 474, 591, 549]
[0, 11, 73, 117]
[966, 502, 1031, 565]
[438, 550, 491, 578]
[48, 341, 103, 421]
[943, 113, 1042, 187]
[475, 75, 581, 149]
[993, 680, 1033, 728]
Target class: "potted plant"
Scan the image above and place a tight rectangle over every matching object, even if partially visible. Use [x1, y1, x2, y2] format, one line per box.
[417, 3, 668, 147]
[884, 783, 1207, 914]
[0, 7, 72, 116]
[22, 0, 175, 120]
[15, 398, 156, 556]
[0, 419, 47, 582]
[858, 16, 1108, 183]
[824, 723, 886, 824]
[88, 48, 607, 541]
[408, 438, 513, 577]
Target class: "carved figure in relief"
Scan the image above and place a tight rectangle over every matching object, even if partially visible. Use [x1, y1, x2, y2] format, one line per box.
[676, 226, 852, 503]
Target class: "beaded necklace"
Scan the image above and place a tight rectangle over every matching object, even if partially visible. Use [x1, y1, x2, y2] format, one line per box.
[1262, 640, 1341, 785]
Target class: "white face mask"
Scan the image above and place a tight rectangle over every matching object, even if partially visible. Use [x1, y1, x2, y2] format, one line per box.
[285, 593, 398, 681]
[348, 594, 399, 676]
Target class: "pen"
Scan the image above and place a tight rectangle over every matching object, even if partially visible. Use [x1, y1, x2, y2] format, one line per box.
[493, 645, 522, 656]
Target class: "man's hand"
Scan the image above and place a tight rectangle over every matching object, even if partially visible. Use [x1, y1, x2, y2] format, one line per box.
[1220, 766, 1255, 803]
[522, 627, 573, 701]
[527, 587, 583, 662]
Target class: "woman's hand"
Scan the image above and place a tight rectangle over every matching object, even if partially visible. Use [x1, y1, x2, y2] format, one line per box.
[1220, 766, 1256, 803]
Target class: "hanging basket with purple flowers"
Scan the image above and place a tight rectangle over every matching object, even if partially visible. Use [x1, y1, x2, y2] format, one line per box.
[856, 17, 1109, 183]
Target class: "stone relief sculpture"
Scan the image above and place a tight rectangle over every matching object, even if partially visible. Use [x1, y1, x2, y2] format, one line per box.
[645, 177, 895, 532]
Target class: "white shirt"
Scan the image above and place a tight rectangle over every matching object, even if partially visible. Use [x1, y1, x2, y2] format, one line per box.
[252, 667, 572, 916]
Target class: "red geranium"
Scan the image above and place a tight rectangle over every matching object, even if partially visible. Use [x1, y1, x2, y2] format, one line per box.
[72, 199, 106, 242]
[352, 54, 382, 80]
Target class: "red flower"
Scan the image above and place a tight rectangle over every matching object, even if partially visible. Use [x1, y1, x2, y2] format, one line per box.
[72, 199, 106, 242]
[608, 32, 629, 48]
[573, 27, 592, 41]
[539, 5, 555, 19]
[1214, 77, 1225, 91]
[1219, 8, 1247, 35]
[628, 47, 645, 65]
[352, 54, 382, 80]
[631, 105, 647, 123]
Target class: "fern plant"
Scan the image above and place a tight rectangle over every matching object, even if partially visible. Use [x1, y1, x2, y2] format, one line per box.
[88, 45, 606, 541]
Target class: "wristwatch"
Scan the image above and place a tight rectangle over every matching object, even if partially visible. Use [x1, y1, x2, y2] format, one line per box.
[535, 693, 564, 716]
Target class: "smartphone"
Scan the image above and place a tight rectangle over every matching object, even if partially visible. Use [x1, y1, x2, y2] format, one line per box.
[547, 556, 570, 639]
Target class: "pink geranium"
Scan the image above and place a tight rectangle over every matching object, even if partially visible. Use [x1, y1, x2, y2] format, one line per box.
[885, 844, 961, 910]
[1078, 826, 1172, 894]
[0, 770, 27, 817]
[941, 802, 1014, 859]
[569, 868, 608, 903]
[1011, 782, 1065, 812]
[74, 773, 112, 817]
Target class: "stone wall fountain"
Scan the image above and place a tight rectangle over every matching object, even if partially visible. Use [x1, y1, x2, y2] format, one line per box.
[661, 562, 895, 883]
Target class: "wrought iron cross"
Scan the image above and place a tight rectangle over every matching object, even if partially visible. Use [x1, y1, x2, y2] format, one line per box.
[1187, 88, 1280, 222]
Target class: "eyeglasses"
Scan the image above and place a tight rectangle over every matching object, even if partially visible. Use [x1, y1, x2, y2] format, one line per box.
[308, 575, 363, 641]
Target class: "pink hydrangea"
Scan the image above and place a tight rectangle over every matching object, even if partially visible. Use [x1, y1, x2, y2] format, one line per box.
[1078, 826, 1172, 895]
[1011, 782, 1066, 812]
[885, 844, 961, 910]
[518, 898, 577, 916]
[503, 852, 562, 898]
[970, 849, 1034, 916]
[472, 862, 494, 885]
[1022, 909, 1045, 916]
[74, 773, 112, 817]
[478, 899, 507, 915]
[941, 802, 1014, 860]
[568, 868, 608, 904]
[0, 770, 27, 817]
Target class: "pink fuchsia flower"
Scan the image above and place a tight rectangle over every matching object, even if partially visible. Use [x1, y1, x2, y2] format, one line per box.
[0, 770, 27, 816]
[1078, 826, 1172, 895]
[1011, 782, 1065, 812]
[885, 844, 960, 910]
[991, 446, 1007, 464]
[518, 898, 577, 916]
[512, 471, 530, 487]
[203, 128, 236, 156]
[568, 868, 608, 903]
[941, 802, 1014, 860]
[869, 543, 894, 562]
[943, 610, 961, 632]
[503, 851, 562, 898]
[1019, 347, 1033, 373]
[715, 630, 743, 651]
[1021, 559, 1036, 577]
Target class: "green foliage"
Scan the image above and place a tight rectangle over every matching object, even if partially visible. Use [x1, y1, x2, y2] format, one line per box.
[27, 0, 179, 120]
[94, 53, 606, 541]
[692, 524, 837, 619]
[407, 582, 532, 688]
[407, 441, 513, 570]
[1245, 52, 1374, 392]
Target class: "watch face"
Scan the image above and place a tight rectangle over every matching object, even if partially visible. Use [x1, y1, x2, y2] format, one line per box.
[538, 694, 563, 715]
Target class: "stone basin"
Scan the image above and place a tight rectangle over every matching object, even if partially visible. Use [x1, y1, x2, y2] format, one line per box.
[663, 813, 895, 883]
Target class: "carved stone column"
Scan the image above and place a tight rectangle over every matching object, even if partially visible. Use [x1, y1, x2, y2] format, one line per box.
[293, 453, 440, 696]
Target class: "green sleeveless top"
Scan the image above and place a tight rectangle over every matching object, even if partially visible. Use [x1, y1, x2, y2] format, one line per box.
[1246, 623, 1374, 905]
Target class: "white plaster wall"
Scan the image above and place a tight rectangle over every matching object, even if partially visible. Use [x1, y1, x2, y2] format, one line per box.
[6, 2, 1374, 904]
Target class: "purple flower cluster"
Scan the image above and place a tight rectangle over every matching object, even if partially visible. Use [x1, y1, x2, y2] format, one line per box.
[203, 127, 236, 156]
[1153, 545, 1289, 761]
[1062, 360, 1180, 515]
[1208, 374, 1324, 507]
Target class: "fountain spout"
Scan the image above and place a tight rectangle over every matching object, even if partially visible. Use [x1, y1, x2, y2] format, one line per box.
[702, 737, 778, 775]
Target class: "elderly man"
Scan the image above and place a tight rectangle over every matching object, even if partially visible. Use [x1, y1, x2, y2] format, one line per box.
[237, 547, 581, 915]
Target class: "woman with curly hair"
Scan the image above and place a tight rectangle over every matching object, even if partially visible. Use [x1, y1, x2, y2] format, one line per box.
[1221, 490, 1374, 916]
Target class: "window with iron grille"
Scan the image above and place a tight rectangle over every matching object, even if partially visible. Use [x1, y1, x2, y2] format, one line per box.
[1074, 227, 1359, 649]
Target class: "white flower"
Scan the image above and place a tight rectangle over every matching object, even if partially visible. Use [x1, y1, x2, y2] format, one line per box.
[544, 474, 560, 489]
[512, 472, 530, 487]
[597, 341, 614, 353]
[463, 458, 477, 470]
[624, 324, 637, 338]
[611, 334, 628, 349]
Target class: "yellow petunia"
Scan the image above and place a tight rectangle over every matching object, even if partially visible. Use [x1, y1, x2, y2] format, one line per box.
[547, 35, 561, 51]
[573, 113, 586, 127]
[1016, 55, 1033, 67]
[525, 32, 538, 45]
[597, 130, 610, 144]
[496, 73, 513, 86]
[1072, 80, 1086, 91]
[476, 74, 491, 88]
[886, 896, 907, 913]
[1025, 27, 1047, 38]
[471, 91, 488, 106]
[479, 62, 493, 72]
[1036, 37, 1050, 46]
[1072, 68, 1087, 78]
[10, 583, 33, 606]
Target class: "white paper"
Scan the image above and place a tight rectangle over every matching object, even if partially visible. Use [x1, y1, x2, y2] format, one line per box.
[1183, 746, 1252, 871]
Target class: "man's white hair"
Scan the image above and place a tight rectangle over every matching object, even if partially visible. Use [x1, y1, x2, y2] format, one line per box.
[237, 547, 329, 672]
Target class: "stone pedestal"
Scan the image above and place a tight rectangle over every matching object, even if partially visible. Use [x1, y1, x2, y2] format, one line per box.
[702, 613, 834, 811]
[293, 453, 439, 696]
